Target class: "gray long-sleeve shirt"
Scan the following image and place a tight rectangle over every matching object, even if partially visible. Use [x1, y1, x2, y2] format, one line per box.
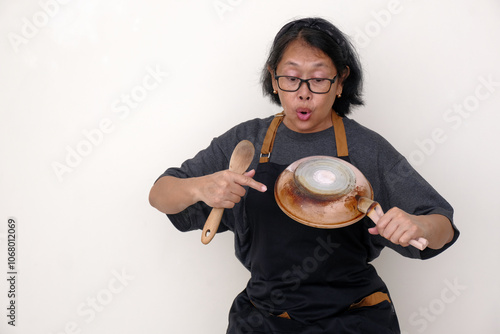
[158, 115, 459, 269]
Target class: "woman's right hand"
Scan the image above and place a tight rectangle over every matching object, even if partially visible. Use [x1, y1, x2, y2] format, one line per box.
[149, 169, 267, 215]
[196, 169, 267, 209]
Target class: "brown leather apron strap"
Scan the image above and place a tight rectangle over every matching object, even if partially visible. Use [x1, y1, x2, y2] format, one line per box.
[276, 311, 291, 319]
[249, 299, 292, 320]
[259, 111, 349, 163]
[250, 292, 390, 318]
[348, 291, 391, 310]
[331, 111, 349, 157]
[259, 111, 285, 163]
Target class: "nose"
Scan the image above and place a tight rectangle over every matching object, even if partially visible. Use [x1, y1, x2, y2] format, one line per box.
[297, 81, 312, 100]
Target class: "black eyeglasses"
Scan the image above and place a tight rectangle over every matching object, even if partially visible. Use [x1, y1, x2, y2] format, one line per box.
[274, 72, 338, 94]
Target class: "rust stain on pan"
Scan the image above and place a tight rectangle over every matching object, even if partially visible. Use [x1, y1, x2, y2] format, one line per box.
[275, 156, 374, 229]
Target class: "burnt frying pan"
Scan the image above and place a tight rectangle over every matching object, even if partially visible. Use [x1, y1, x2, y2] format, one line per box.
[275, 156, 428, 250]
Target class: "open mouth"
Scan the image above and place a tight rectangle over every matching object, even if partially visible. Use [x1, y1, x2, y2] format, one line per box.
[296, 108, 312, 121]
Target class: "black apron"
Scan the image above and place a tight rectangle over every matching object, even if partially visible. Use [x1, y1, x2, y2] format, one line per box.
[227, 112, 400, 334]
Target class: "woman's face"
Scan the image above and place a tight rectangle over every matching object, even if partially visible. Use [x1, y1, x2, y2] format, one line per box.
[271, 39, 345, 133]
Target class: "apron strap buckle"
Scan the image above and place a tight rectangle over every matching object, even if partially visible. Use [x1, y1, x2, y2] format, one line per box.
[259, 152, 271, 163]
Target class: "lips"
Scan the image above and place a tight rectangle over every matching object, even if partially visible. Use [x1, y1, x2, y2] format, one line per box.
[296, 108, 312, 121]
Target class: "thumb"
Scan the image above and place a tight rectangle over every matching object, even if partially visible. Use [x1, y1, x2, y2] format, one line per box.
[368, 227, 379, 235]
[243, 169, 256, 178]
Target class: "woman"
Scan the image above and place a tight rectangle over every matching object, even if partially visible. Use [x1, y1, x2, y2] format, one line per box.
[149, 17, 459, 333]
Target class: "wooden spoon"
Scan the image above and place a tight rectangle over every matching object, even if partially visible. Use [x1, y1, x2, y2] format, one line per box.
[201, 140, 255, 245]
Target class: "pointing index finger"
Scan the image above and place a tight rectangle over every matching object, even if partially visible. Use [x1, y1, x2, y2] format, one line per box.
[234, 173, 267, 192]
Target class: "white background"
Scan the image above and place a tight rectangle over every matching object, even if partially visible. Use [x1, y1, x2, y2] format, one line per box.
[1, 0, 499, 333]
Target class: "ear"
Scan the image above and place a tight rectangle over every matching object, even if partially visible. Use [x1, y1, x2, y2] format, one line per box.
[336, 65, 350, 95]
[340, 65, 350, 84]
[268, 65, 278, 92]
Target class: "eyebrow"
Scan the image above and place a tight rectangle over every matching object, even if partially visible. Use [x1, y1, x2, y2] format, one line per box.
[281, 61, 330, 68]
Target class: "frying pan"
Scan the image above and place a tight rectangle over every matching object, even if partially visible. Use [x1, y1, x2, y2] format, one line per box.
[275, 156, 428, 250]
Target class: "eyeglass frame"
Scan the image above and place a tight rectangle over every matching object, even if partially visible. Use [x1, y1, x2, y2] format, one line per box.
[274, 71, 338, 94]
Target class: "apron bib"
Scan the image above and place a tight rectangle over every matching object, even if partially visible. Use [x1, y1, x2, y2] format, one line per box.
[227, 112, 400, 334]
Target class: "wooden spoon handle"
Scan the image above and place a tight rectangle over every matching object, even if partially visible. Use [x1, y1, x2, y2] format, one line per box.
[201, 140, 255, 245]
[366, 202, 429, 251]
[201, 208, 224, 245]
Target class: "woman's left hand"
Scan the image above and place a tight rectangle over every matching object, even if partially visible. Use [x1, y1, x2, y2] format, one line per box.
[368, 208, 454, 250]
[367, 207, 427, 248]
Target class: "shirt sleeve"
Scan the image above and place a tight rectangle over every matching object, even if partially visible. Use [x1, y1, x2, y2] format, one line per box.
[374, 155, 459, 260]
[157, 137, 233, 233]
[345, 118, 460, 260]
[154, 117, 268, 235]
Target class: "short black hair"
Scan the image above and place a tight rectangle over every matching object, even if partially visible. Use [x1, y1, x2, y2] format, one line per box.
[261, 17, 363, 116]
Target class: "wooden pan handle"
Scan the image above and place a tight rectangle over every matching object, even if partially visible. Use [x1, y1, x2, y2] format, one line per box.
[201, 208, 224, 245]
[367, 203, 429, 251]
